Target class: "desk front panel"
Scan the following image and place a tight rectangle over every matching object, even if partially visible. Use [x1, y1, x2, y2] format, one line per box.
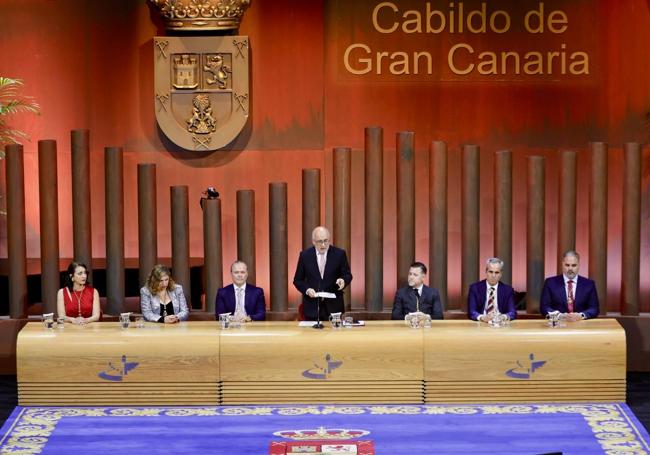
[17, 319, 626, 405]
[17, 321, 220, 405]
[219, 322, 424, 404]
[423, 319, 626, 402]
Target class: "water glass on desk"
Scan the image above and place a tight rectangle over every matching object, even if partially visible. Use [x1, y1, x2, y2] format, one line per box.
[56, 317, 66, 329]
[41, 313, 54, 329]
[119, 313, 131, 329]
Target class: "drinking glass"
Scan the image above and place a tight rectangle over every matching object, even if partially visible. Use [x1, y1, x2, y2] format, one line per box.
[119, 313, 131, 329]
[42, 313, 54, 329]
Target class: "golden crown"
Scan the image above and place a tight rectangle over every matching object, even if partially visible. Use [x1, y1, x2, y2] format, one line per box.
[149, 0, 251, 32]
[273, 427, 370, 441]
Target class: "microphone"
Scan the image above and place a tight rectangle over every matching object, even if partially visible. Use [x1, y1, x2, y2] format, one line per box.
[412, 287, 420, 312]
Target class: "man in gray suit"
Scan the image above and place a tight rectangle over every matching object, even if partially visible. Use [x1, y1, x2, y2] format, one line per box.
[391, 262, 444, 320]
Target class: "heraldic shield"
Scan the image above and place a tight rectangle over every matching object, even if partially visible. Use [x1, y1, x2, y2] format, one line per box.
[154, 36, 249, 151]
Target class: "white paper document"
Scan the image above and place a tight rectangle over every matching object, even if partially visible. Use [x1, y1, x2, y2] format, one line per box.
[315, 292, 337, 299]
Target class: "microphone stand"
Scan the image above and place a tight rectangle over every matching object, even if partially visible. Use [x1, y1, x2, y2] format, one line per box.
[313, 278, 324, 329]
[313, 296, 324, 329]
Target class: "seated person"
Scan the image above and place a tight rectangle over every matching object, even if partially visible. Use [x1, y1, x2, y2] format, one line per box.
[391, 262, 443, 320]
[468, 257, 517, 322]
[140, 264, 189, 323]
[540, 250, 599, 321]
[56, 261, 101, 324]
[216, 261, 266, 321]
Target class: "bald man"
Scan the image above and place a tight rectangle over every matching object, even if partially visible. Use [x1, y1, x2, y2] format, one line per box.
[293, 226, 352, 321]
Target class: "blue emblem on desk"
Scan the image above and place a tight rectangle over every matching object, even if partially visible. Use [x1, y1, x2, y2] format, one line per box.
[505, 353, 546, 379]
[98, 355, 139, 382]
[302, 354, 342, 379]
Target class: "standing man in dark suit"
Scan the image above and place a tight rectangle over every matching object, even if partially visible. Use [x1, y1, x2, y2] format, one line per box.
[293, 226, 353, 321]
[391, 262, 444, 320]
[215, 261, 266, 321]
[467, 257, 517, 322]
[541, 250, 599, 321]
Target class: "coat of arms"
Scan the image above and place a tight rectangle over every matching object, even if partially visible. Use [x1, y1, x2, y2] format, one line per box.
[149, 0, 251, 151]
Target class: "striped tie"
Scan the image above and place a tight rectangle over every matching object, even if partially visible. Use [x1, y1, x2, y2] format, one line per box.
[486, 286, 495, 314]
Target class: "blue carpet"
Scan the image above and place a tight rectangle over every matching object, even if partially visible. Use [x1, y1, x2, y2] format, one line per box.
[1, 404, 649, 454]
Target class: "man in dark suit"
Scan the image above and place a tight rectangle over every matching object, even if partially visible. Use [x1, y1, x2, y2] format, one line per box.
[541, 250, 599, 321]
[293, 226, 353, 321]
[215, 261, 266, 321]
[391, 262, 444, 320]
[467, 257, 517, 322]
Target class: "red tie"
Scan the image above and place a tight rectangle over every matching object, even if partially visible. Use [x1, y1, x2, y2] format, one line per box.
[567, 280, 574, 313]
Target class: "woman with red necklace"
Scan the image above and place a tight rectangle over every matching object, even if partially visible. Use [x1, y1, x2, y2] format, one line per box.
[56, 262, 101, 324]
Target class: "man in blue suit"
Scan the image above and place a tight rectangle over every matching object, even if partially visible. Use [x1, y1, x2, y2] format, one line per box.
[215, 261, 266, 321]
[293, 226, 353, 321]
[467, 257, 517, 322]
[541, 250, 599, 321]
[391, 262, 444, 320]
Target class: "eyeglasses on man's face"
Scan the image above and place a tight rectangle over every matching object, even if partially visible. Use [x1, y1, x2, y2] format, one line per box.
[313, 239, 330, 245]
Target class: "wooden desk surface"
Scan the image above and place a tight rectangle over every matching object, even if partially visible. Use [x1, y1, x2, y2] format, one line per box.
[16, 319, 626, 405]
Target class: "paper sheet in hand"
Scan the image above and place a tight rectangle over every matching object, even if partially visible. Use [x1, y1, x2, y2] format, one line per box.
[315, 292, 336, 299]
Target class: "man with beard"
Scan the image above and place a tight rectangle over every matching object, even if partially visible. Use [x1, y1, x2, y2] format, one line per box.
[540, 250, 600, 321]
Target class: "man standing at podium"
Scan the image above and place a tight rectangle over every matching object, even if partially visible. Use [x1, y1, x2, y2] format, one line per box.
[467, 257, 517, 323]
[540, 250, 599, 321]
[293, 226, 352, 321]
[391, 262, 443, 320]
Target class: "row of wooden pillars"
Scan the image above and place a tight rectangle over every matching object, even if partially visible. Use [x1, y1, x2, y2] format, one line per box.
[3, 128, 643, 318]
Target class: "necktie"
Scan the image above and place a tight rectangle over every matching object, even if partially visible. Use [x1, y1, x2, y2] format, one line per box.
[486, 287, 495, 314]
[234, 287, 246, 320]
[317, 252, 325, 278]
[567, 280, 574, 313]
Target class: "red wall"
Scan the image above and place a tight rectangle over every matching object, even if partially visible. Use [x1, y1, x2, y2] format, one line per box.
[1, 0, 649, 310]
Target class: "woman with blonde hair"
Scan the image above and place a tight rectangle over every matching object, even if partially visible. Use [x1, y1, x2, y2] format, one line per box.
[140, 264, 189, 323]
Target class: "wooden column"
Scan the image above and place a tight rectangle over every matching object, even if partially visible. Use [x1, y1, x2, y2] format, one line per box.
[396, 132, 415, 288]
[38, 140, 60, 315]
[237, 190, 256, 284]
[302, 169, 320, 250]
[621, 143, 641, 316]
[494, 150, 512, 285]
[589, 142, 608, 315]
[171, 186, 190, 305]
[429, 141, 447, 308]
[5, 144, 27, 318]
[137, 163, 157, 287]
[269, 182, 288, 312]
[71, 129, 92, 276]
[203, 198, 223, 315]
[557, 150, 577, 272]
[461, 145, 480, 310]
[333, 147, 351, 311]
[105, 147, 124, 316]
[526, 156, 545, 314]
[365, 127, 383, 312]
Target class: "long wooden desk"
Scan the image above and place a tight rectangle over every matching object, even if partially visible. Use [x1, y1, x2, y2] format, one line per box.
[17, 319, 626, 405]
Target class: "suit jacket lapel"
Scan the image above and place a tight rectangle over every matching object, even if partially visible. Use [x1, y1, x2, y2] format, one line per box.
[573, 275, 583, 306]
[228, 285, 236, 311]
[309, 247, 319, 275]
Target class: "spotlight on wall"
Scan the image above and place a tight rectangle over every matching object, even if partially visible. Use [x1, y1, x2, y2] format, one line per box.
[200, 186, 220, 209]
